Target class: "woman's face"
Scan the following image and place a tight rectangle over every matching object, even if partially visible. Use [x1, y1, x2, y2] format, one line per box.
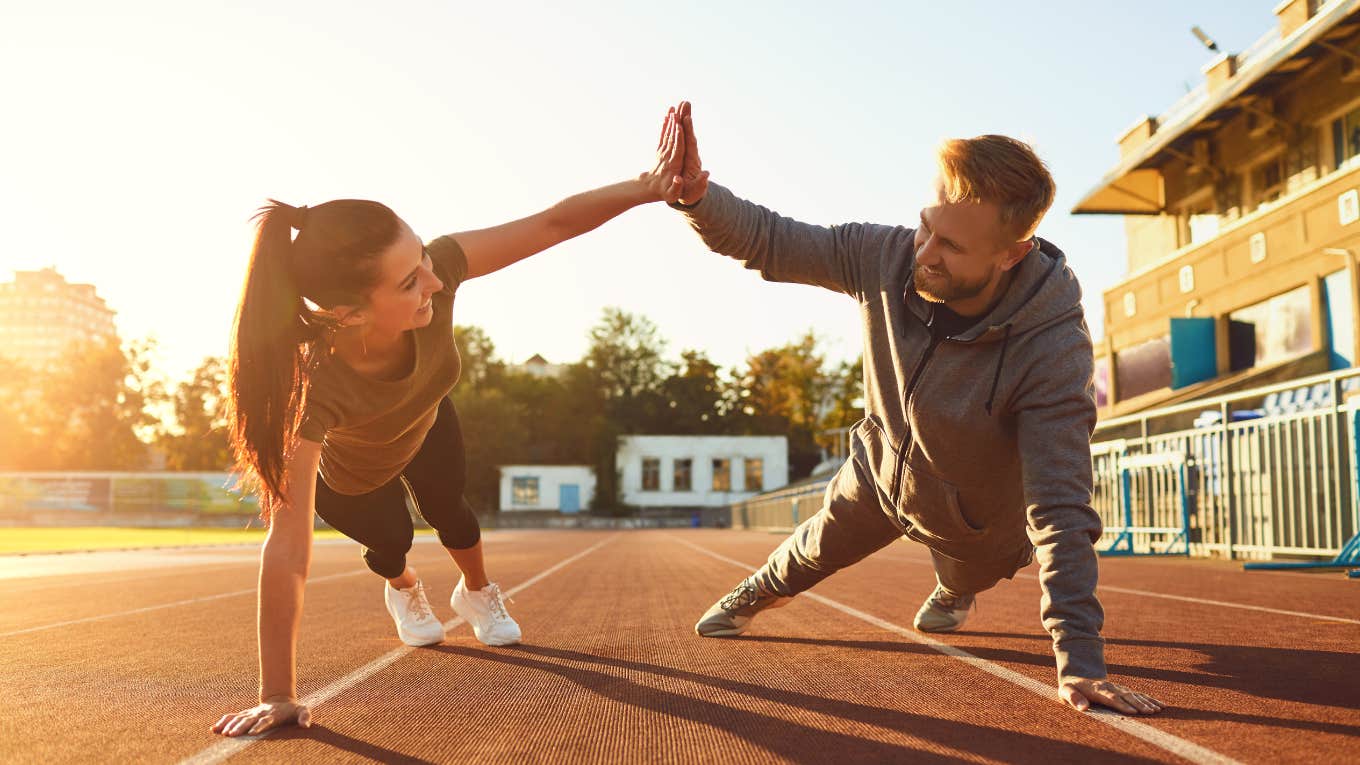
[353, 220, 444, 335]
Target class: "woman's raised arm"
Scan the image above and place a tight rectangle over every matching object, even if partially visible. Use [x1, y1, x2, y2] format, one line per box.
[455, 106, 686, 280]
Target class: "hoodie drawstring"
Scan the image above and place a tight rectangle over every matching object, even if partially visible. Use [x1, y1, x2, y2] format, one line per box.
[984, 324, 1013, 416]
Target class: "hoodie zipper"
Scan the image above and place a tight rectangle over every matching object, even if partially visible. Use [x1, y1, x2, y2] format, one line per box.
[889, 315, 944, 505]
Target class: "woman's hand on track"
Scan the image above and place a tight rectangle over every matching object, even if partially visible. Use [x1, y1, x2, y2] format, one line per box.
[212, 698, 311, 737]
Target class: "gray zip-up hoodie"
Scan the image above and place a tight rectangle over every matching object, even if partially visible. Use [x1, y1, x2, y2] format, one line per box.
[679, 183, 1106, 682]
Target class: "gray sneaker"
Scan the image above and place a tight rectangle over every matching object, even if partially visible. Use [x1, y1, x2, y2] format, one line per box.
[913, 584, 975, 633]
[694, 577, 790, 637]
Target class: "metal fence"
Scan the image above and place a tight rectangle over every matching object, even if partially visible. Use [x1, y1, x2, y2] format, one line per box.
[732, 368, 1360, 562]
[732, 480, 830, 532]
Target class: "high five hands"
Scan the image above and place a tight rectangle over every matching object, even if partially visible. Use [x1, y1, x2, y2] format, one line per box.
[642, 101, 710, 207]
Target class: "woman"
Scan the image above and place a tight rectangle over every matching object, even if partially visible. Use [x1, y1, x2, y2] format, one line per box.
[213, 106, 701, 737]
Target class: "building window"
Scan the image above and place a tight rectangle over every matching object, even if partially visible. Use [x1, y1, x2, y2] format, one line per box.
[744, 458, 764, 491]
[1229, 285, 1314, 371]
[1333, 105, 1360, 168]
[711, 458, 731, 492]
[512, 477, 540, 506]
[1178, 265, 1195, 294]
[673, 458, 692, 492]
[1250, 155, 1285, 210]
[1187, 213, 1220, 245]
[1093, 356, 1111, 408]
[641, 458, 660, 491]
[1115, 335, 1171, 401]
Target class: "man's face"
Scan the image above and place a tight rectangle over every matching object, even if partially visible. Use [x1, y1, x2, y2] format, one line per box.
[912, 182, 1021, 305]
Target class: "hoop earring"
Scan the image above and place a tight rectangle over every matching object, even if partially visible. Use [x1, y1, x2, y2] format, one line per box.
[361, 327, 369, 358]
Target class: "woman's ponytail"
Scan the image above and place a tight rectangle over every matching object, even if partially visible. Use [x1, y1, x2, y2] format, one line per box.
[228, 201, 315, 519]
[227, 197, 401, 519]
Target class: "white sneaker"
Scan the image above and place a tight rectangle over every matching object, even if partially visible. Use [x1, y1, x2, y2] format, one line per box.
[451, 578, 522, 646]
[383, 580, 445, 646]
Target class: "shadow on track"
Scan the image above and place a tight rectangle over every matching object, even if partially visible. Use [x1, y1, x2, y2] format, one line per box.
[736, 633, 1360, 736]
[256, 724, 438, 764]
[433, 644, 1160, 764]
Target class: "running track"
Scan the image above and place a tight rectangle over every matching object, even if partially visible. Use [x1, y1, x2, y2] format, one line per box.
[2, 530, 1357, 764]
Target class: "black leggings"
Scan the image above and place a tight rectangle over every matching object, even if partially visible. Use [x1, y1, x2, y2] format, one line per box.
[314, 397, 481, 579]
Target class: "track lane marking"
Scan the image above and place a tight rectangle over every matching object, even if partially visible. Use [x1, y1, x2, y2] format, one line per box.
[674, 535, 1242, 765]
[0, 536, 501, 638]
[178, 534, 618, 765]
[0, 569, 369, 639]
[875, 552, 1360, 625]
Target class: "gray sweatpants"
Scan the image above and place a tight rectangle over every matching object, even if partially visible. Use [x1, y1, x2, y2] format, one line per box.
[751, 456, 1034, 599]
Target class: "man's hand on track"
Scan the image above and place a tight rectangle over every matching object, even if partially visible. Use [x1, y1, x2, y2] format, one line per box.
[1061, 678, 1164, 715]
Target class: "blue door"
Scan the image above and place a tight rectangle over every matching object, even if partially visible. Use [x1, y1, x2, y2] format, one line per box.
[559, 484, 580, 514]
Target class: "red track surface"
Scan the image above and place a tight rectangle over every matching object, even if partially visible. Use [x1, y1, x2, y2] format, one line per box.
[1, 529, 1356, 764]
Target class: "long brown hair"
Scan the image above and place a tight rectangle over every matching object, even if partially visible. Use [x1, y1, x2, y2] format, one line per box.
[228, 199, 400, 517]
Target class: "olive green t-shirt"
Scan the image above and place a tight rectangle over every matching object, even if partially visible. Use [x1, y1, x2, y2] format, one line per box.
[298, 235, 467, 495]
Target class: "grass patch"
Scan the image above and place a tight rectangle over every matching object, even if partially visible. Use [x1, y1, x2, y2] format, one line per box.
[0, 526, 430, 555]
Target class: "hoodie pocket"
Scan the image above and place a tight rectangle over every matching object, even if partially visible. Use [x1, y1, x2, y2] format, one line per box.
[852, 415, 904, 506]
[895, 461, 986, 544]
[853, 415, 985, 544]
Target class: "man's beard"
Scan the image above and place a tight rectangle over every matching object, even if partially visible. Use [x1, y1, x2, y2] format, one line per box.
[912, 265, 994, 304]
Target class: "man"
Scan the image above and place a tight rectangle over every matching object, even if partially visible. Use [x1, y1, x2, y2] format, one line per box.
[670, 101, 1162, 716]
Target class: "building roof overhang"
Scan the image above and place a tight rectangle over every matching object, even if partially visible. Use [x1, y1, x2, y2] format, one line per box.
[1072, 0, 1360, 216]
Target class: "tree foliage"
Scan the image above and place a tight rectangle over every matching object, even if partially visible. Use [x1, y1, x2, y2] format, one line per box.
[1, 309, 865, 517]
[1, 338, 157, 470]
[154, 355, 232, 471]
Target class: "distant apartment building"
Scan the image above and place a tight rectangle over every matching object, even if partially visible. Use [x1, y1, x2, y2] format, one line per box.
[1073, 0, 1360, 417]
[0, 268, 118, 366]
[617, 435, 789, 508]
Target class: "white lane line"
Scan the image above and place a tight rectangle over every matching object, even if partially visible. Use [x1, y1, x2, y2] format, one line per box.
[674, 536, 1242, 765]
[1089, 584, 1360, 626]
[0, 569, 370, 640]
[179, 534, 618, 765]
[873, 552, 1360, 626]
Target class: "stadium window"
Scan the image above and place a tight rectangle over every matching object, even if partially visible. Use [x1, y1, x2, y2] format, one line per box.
[744, 458, 763, 492]
[1249, 154, 1285, 210]
[512, 476, 540, 506]
[1114, 335, 1172, 401]
[712, 458, 731, 492]
[673, 458, 692, 492]
[1229, 285, 1313, 370]
[1333, 104, 1360, 168]
[641, 457, 660, 491]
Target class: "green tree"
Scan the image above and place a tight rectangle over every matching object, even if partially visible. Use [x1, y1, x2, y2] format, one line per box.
[585, 307, 672, 404]
[657, 349, 731, 434]
[17, 338, 158, 470]
[0, 356, 34, 469]
[581, 308, 674, 512]
[732, 331, 855, 480]
[454, 324, 505, 389]
[156, 356, 232, 470]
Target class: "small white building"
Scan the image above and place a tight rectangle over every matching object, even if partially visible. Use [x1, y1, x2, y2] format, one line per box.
[498, 465, 595, 513]
[617, 435, 788, 508]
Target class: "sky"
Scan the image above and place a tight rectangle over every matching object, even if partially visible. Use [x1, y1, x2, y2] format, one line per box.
[1, 1, 1278, 382]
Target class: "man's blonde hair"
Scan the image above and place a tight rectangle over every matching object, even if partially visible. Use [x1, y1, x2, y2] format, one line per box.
[935, 135, 1055, 241]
